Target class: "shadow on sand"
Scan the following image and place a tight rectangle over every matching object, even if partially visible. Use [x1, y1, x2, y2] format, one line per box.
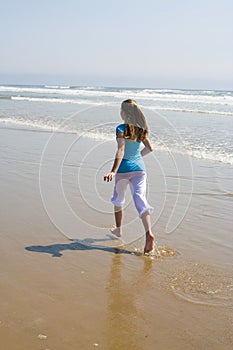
[25, 237, 133, 258]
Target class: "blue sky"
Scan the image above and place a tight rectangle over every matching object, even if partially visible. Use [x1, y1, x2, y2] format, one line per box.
[0, 0, 232, 89]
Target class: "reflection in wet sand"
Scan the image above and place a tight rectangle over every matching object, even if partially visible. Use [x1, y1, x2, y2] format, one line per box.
[106, 253, 154, 349]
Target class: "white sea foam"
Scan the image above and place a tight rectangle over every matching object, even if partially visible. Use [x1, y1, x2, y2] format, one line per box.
[1, 116, 232, 165]
[0, 117, 63, 132]
[145, 105, 233, 116]
[44, 85, 71, 89]
[0, 116, 114, 139]
[9, 96, 233, 116]
[1, 85, 232, 166]
[152, 141, 233, 165]
[11, 96, 106, 106]
[1, 85, 233, 107]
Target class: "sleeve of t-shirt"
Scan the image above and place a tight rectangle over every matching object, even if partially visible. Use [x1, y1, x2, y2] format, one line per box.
[116, 124, 125, 137]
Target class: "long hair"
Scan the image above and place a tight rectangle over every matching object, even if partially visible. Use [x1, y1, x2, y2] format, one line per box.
[121, 99, 148, 142]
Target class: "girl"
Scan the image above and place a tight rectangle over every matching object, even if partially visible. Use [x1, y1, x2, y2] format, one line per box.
[104, 99, 155, 254]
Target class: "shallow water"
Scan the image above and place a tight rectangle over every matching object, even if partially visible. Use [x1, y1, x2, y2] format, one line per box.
[73, 233, 233, 310]
[1, 84, 233, 165]
[169, 262, 233, 307]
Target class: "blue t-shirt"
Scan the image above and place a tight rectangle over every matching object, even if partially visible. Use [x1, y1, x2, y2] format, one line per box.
[116, 124, 146, 173]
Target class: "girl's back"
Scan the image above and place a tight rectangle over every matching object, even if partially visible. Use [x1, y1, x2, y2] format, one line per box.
[116, 123, 145, 173]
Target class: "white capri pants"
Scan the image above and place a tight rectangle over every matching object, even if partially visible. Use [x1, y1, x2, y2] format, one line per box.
[111, 171, 153, 218]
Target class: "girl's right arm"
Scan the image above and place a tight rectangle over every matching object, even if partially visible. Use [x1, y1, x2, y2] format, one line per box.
[104, 136, 125, 182]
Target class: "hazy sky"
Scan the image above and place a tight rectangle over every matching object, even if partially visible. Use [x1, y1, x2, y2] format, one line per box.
[1, 0, 232, 89]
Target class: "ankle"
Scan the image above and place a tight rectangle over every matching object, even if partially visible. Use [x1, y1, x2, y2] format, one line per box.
[146, 231, 154, 238]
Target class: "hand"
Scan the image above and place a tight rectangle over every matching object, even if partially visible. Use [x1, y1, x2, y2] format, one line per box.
[104, 172, 115, 182]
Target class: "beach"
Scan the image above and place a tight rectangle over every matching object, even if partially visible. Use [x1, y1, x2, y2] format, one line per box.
[1, 0, 233, 344]
[0, 122, 232, 349]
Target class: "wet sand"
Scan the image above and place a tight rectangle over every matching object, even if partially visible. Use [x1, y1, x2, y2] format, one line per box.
[0, 128, 232, 349]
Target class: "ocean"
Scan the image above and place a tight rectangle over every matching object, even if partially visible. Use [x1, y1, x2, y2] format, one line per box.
[0, 84, 233, 165]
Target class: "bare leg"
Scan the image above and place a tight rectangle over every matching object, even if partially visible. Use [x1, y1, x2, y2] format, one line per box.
[110, 206, 123, 237]
[141, 211, 155, 253]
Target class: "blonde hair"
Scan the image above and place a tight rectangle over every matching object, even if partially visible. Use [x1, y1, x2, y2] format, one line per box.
[121, 99, 148, 142]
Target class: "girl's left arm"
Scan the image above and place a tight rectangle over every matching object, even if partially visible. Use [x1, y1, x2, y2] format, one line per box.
[141, 137, 153, 157]
[104, 136, 125, 182]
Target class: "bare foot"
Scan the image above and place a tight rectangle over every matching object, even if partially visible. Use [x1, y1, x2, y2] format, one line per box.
[144, 232, 155, 254]
[109, 225, 122, 238]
